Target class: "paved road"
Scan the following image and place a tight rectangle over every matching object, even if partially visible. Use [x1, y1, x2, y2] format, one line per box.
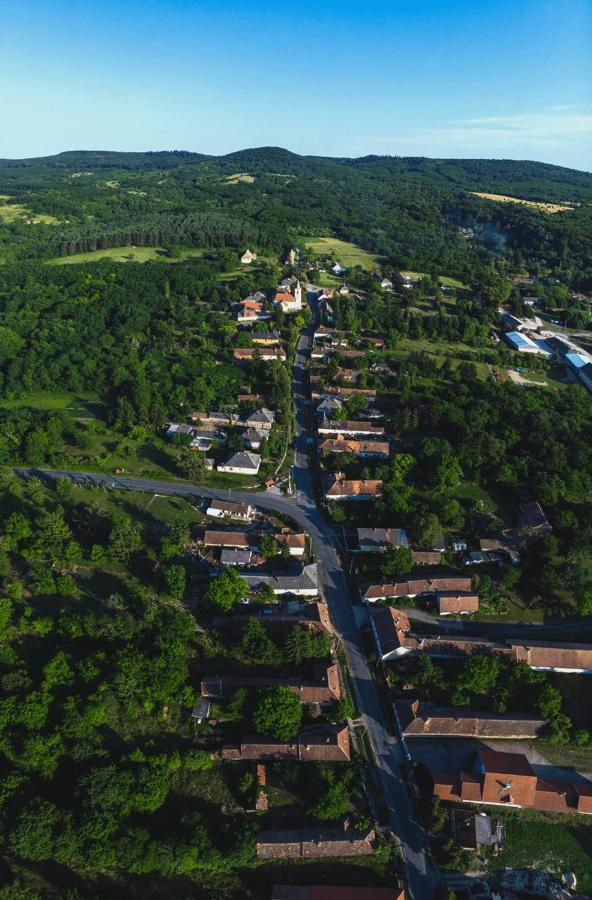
[13, 299, 440, 897]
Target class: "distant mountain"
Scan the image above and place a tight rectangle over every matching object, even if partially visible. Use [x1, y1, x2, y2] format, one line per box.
[1, 147, 590, 200]
[0, 150, 210, 171]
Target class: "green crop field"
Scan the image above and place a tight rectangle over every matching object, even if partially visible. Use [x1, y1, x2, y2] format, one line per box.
[302, 235, 380, 270]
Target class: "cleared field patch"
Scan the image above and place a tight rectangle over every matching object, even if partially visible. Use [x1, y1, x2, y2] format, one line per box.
[0, 391, 105, 418]
[302, 235, 380, 270]
[0, 196, 59, 225]
[225, 172, 255, 184]
[471, 191, 573, 213]
[48, 246, 205, 265]
[401, 270, 469, 290]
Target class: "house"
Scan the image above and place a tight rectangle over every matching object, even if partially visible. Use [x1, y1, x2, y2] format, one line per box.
[234, 347, 287, 362]
[395, 633, 592, 675]
[237, 297, 272, 323]
[217, 451, 261, 475]
[251, 331, 281, 345]
[380, 277, 393, 291]
[325, 475, 383, 502]
[273, 530, 306, 556]
[355, 528, 409, 553]
[189, 429, 225, 451]
[257, 825, 375, 859]
[370, 607, 411, 661]
[395, 699, 546, 739]
[166, 423, 194, 438]
[201, 530, 252, 550]
[315, 396, 344, 417]
[411, 551, 442, 566]
[273, 282, 302, 313]
[332, 262, 347, 276]
[189, 411, 235, 427]
[243, 427, 268, 450]
[220, 548, 252, 567]
[362, 577, 472, 603]
[317, 419, 385, 438]
[241, 249, 257, 264]
[272, 886, 401, 900]
[205, 499, 254, 521]
[221, 724, 350, 762]
[313, 325, 337, 342]
[201, 661, 341, 706]
[436, 591, 479, 615]
[319, 439, 390, 459]
[213, 600, 332, 636]
[430, 748, 592, 815]
[519, 500, 552, 534]
[241, 563, 319, 596]
[510, 641, 592, 674]
[242, 408, 275, 430]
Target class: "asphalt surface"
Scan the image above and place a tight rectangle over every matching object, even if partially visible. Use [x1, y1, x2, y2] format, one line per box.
[13, 296, 440, 897]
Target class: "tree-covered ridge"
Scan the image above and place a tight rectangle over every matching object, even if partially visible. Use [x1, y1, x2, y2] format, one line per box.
[1, 147, 591, 288]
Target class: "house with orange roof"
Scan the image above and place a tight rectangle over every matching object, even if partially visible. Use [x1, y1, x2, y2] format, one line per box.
[325, 474, 383, 501]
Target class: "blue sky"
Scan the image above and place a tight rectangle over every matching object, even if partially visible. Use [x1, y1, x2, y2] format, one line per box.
[1, 0, 591, 169]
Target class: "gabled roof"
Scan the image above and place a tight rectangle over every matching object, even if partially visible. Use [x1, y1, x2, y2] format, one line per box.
[202, 530, 250, 548]
[326, 477, 383, 498]
[221, 451, 261, 470]
[396, 699, 545, 738]
[357, 527, 409, 550]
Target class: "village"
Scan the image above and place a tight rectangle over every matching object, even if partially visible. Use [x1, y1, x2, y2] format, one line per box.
[149, 249, 592, 899]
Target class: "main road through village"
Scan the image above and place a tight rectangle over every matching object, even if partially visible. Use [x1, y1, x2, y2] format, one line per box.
[16, 294, 440, 898]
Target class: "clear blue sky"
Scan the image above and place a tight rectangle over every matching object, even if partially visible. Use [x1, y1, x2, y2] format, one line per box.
[1, 0, 591, 169]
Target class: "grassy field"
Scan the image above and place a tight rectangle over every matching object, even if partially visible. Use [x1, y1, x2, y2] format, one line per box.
[0, 391, 105, 417]
[485, 808, 592, 892]
[302, 236, 380, 271]
[401, 270, 469, 290]
[0, 195, 59, 224]
[63, 481, 207, 528]
[388, 336, 491, 380]
[48, 246, 206, 265]
[471, 192, 573, 214]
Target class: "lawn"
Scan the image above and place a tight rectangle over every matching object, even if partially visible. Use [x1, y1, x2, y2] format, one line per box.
[484, 807, 592, 893]
[301, 236, 380, 271]
[470, 192, 574, 214]
[48, 246, 206, 265]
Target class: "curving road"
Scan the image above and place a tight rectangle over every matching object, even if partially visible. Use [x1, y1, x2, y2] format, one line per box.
[14, 297, 440, 897]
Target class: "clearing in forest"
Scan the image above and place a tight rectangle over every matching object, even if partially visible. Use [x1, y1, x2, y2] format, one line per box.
[0, 195, 59, 224]
[225, 172, 256, 184]
[471, 192, 573, 213]
[301, 236, 380, 270]
[48, 246, 205, 265]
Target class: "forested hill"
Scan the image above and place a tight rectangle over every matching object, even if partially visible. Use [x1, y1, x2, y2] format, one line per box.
[1, 146, 591, 287]
[2, 146, 590, 197]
